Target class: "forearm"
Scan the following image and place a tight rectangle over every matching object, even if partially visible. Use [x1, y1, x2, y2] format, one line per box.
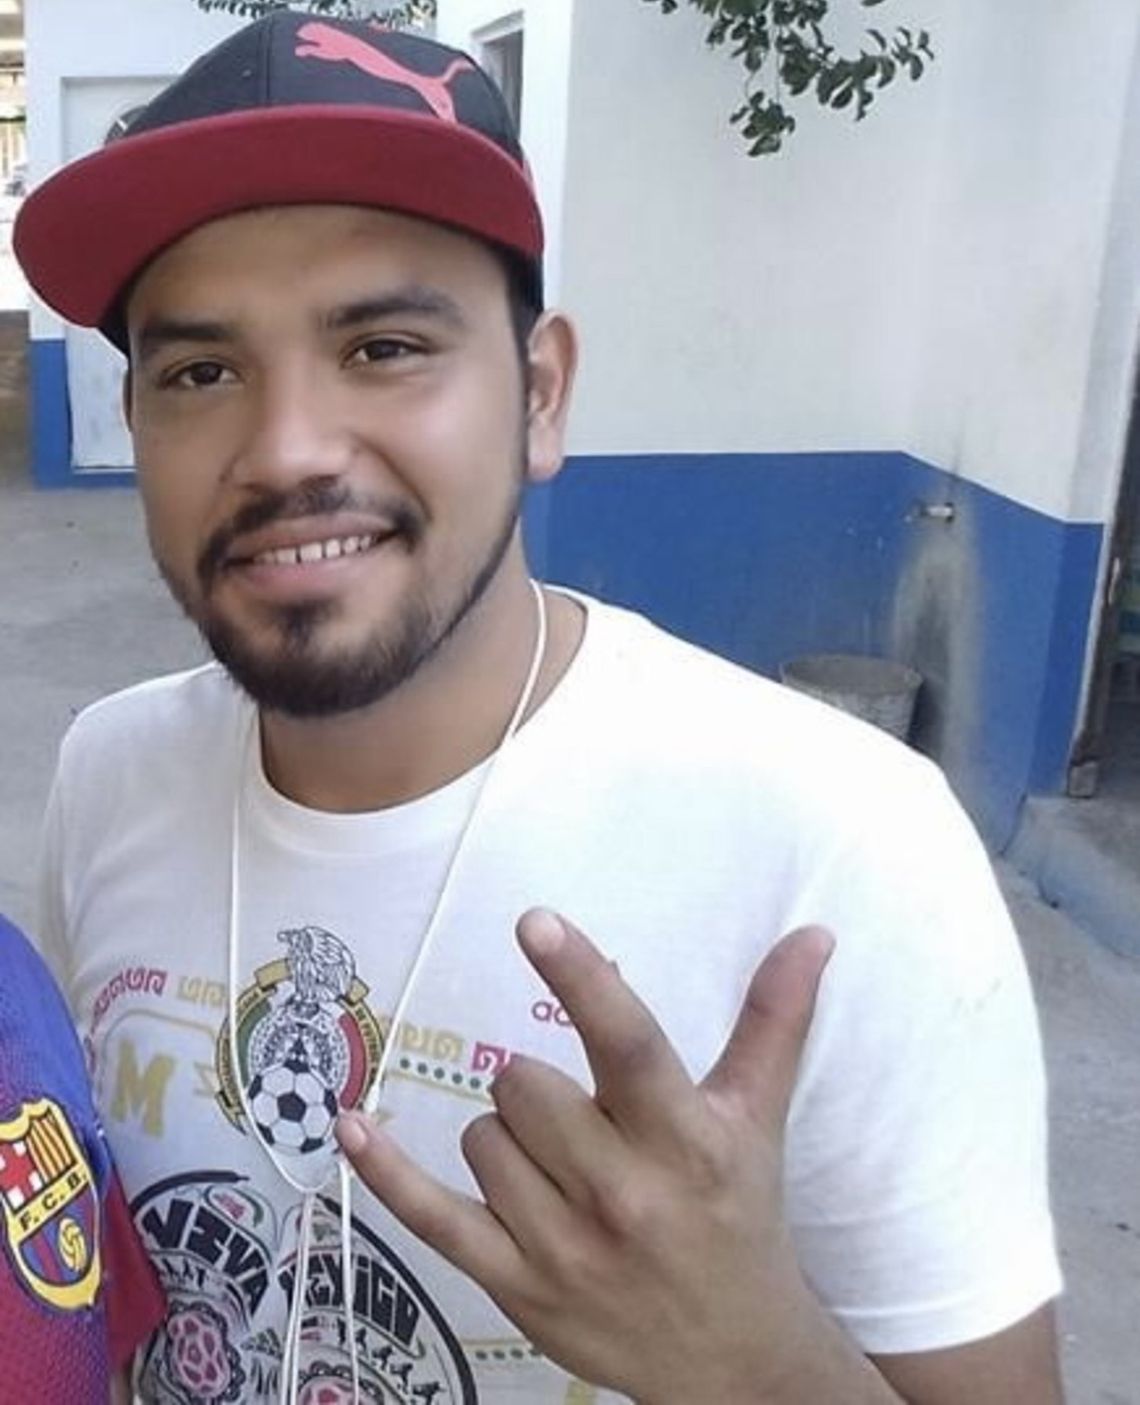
[736, 1297, 904, 1405]
[641, 1283, 905, 1405]
[641, 1291, 1066, 1405]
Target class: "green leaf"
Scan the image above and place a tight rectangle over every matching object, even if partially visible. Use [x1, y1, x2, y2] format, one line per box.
[622, 0, 935, 157]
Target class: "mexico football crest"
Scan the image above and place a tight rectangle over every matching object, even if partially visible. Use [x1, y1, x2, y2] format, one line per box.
[0, 1097, 101, 1310]
[217, 926, 383, 1157]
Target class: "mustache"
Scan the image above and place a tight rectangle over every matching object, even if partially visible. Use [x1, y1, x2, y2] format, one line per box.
[197, 479, 423, 588]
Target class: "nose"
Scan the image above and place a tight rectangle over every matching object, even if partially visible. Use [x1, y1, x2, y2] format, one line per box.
[231, 362, 354, 493]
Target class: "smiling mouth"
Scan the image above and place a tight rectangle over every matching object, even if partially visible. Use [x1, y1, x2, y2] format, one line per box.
[245, 533, 388, 567]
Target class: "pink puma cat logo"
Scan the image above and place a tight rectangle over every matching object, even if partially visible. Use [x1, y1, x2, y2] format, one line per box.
[295, 23, 474, 123]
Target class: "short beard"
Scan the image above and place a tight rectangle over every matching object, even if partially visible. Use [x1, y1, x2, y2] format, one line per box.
[161, 472, 524, 719]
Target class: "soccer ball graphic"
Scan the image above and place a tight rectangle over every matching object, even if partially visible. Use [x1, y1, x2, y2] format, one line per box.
[248, 1055, 339, 1154]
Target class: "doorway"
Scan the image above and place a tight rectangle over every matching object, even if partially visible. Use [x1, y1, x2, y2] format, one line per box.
[1069, 370, 1140, 799]
[60, 77, 170, 473]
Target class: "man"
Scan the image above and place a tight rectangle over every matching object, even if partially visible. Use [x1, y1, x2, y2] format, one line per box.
[0, 912, 164, 1401]
[15, 13, 1064, 1404]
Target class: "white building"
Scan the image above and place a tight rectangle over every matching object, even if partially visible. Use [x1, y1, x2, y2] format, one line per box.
[23, 0, 1140, 849]
[24, 0, 244, 479]
[439, 0, 1140, 850]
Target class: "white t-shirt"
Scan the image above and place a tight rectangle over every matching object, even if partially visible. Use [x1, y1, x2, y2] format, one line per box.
[38, 594, 1060, 1404]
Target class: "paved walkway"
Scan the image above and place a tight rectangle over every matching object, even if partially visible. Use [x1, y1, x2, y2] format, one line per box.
[1011, 704, 1140, 961]
[1001, 867, 1140, 1405]
[0, 406, 1137, 1401]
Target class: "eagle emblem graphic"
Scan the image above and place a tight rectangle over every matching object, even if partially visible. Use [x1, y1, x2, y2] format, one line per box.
[216, 926, 383, 1157]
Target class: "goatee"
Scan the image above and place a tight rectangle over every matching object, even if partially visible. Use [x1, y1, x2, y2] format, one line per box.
[159, 476, 523, 718]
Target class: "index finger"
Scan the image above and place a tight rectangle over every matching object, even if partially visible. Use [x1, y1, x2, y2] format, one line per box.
[515, 908, 699, 1142]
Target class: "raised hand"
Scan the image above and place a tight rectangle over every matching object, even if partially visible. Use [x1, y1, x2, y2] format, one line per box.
[337, 910, 838, 1404]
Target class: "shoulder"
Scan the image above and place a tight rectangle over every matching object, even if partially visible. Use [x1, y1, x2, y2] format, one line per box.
[57, 663, 242, 781]
[0, 915, 94, 1112]
[48, 665, 246, 850]
[63, 662, 236, 749]
[570, 594, 950, 842]
[0, 916, 61, 1005]
[0, 914, 69, 1009]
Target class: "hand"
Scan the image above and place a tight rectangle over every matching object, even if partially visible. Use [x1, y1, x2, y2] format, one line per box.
[337, 911, 835, 1404]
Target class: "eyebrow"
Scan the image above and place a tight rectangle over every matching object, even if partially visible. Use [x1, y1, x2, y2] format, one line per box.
[134, 316, 235, 366]
[132, 286, 469, 364]
[324, 286, 469, 333]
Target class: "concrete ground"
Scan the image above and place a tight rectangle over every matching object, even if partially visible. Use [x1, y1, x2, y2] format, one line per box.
[1001, 866, 1140, 1405]
[1011, 703, 1140, 963]
[0, 329, 1137, 1402]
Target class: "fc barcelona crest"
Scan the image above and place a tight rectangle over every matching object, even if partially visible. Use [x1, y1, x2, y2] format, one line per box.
[0, 1097, 101, 1311]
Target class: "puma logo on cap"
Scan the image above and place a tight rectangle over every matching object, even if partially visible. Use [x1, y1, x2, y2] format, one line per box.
[296, 22, 475, 123]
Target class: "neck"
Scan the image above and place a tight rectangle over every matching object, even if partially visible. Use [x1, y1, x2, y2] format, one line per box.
[257, 562, 584, 813]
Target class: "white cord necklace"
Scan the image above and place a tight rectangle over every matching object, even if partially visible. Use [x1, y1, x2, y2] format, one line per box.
[224, 580, 549, 1404]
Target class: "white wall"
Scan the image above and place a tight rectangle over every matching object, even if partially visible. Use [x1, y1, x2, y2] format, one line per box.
[25, 0, 243, 343]
[555, 0, 1140, 526]
[1068, 23, 1140, 527]
[904, 0, 1140, 524]
[436, 0, 573, 301]
[559, 0, 939, 462]
[28, 0, 1140, 518]
[25, 0, 244, 467]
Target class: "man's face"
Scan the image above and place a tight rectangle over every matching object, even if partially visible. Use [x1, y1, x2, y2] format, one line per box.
[125, 205, 540, 717]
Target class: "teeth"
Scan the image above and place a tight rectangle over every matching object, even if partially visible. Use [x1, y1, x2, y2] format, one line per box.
[253, 534, 379, 567]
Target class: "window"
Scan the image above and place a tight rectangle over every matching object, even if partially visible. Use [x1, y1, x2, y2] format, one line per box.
[105, 106, 148, 146]
[478, 21, 524, 130]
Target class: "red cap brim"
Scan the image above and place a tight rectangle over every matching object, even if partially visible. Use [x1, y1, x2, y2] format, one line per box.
[15, 105, 544, 331]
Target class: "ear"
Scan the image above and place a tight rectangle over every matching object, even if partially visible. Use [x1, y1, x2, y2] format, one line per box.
[524, 311, 578, 485]
[121, 366, 134, 432]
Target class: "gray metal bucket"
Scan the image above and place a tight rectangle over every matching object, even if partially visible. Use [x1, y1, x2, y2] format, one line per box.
[780, 653, 922, 741]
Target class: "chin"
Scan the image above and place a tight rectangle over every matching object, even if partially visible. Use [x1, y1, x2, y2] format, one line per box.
[202, 601, 441, 719]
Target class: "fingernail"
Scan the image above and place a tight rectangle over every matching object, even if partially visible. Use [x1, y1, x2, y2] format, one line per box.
[804, 925, 837, 963]
[335, 1111, 370, 1156]
[519, 907, 566, 958]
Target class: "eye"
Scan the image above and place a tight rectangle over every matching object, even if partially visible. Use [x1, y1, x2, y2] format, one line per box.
[346, 337, 421, 367]
[160, 360, 236, 390]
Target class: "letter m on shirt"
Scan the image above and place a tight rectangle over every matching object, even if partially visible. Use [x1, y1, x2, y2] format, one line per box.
[111, 1039, 174, 1137]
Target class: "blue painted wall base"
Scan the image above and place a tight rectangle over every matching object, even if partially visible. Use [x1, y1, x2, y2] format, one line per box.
[27, 336, 1101, 846]
[29, 338, 134, 489]
[537, 452, 1102, 849]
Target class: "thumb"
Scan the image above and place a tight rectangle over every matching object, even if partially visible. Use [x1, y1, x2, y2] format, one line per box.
[702, 925, 835, 1131]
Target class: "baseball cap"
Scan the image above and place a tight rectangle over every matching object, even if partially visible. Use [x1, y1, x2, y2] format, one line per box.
[14, 12, 544, 350]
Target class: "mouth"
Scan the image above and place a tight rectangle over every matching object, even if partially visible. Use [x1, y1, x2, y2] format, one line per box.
[218, 520, 406, 605]
[247, 532, 387, 568]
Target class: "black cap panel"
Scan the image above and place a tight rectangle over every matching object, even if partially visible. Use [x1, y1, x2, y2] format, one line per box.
[126, 22, 272, 134]
[14, 13, 544, 336]
[125, 12, 522, 163]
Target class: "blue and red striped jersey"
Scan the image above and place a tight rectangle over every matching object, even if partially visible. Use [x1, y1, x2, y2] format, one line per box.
[0, 913, 165, 1402]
